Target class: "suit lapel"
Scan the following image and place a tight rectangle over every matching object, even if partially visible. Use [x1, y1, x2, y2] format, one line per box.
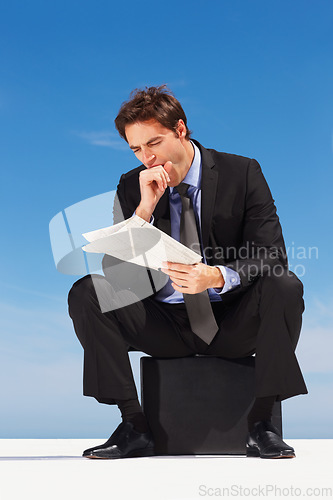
[194, 141, 218, 252]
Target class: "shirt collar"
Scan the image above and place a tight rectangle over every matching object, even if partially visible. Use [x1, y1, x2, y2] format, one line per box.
[170, 140, 201, 194]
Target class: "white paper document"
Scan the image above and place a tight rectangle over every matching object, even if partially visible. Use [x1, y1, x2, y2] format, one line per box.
[82, 215, 202, 270]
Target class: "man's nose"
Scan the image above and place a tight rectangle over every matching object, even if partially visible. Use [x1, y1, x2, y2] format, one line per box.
[142, 150, 156, 167]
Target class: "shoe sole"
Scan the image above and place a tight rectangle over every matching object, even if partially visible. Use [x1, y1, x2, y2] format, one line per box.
[84, 446, 155, 459]
[246, 446, 295, 459]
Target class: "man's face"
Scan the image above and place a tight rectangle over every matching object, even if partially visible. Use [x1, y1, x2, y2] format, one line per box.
[125, 119, 194, 187]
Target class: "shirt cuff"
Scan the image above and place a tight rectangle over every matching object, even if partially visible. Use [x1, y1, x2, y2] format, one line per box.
[133, 211, 154, 224]
[214, 266, 241, 294]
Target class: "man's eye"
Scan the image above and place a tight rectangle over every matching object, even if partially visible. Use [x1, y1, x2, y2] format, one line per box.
[149, 141, 161, 147]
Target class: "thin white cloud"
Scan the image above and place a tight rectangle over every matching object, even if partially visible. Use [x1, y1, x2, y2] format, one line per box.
[310, 296, 333, 321]
[0, 351, 121, 438]
[0, 281, 65, 303]
[283, 375, 333, 438]
[73, 130, 128, 150]
[0, 301, 75, 363]
[297, 324, 333, 373]
[296, 295, 333, 373]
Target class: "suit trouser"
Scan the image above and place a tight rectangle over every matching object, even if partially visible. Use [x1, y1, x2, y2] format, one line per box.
[68, 269, 308, 405]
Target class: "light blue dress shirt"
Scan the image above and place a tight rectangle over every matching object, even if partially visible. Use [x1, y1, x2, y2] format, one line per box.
[153, 141, 240, 303]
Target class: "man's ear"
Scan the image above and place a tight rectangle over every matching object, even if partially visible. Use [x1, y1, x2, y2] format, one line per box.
[175, 119, 186, 138]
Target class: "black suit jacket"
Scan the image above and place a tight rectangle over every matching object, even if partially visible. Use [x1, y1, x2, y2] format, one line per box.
[102, 140, 287, 304]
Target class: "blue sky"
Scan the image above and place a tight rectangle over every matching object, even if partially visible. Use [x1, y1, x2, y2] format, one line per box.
[0, 0, 332, 438]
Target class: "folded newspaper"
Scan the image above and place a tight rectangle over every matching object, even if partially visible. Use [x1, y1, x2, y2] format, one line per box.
[82, 215, 202, 270]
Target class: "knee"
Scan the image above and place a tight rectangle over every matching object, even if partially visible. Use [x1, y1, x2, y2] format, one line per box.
[68, 274, 104, 313]
[261, 269, 304, 306]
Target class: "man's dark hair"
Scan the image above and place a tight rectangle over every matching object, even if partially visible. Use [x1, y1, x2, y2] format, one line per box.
[115, 85, 192, 142]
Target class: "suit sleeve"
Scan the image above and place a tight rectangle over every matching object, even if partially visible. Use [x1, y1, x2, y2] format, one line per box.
[113, 173, 132, 223]
[225, 159, 288, 289]
[101, 173, 167, 295]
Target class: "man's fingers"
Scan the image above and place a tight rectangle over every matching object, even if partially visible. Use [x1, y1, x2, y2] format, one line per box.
[161, 270, 188, 281]
[161, 262, 195, 273]
[149, 165, 170, 188]
[162, 162, 171, 183]
[161, 262, 212, 295]
[161, 267, 195, 291]
[158, 167, 170, 188]
[163, 161, 172, 180]
[141, 166, 170, 191]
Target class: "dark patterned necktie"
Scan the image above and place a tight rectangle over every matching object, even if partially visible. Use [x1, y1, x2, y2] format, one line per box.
[176, 183, 219, 345]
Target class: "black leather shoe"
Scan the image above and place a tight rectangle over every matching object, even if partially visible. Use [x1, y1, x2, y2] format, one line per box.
[82, 421, 155, 459]
[246, 420, 295, 459]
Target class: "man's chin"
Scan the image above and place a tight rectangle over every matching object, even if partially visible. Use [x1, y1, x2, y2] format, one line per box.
[168, 180, 180, 188]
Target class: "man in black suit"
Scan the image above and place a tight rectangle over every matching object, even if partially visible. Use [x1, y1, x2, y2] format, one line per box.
[68, 85, 307, 459]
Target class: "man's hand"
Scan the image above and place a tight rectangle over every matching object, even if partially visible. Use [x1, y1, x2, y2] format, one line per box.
[160, 262, 225, 294]
[136, 162, 172, 221]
